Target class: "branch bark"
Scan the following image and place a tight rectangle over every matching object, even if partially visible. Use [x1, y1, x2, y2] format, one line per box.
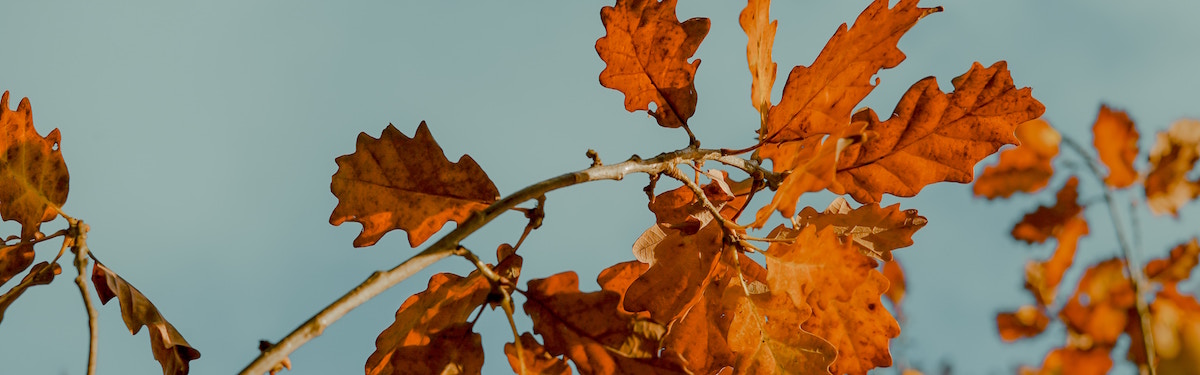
[239, 147, 775, 375]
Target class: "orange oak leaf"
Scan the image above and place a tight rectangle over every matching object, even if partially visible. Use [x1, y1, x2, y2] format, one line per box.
[0, 91, 69, 239]
[1024, 217, 1089, 306]
[91, 263, 201, 375]
[387, 323, 484, 375]
[506, 332, 572, 375]
[596, 0, 710, 129]
[1019, 347, 1113, 375]
[523, 272, 690, 375]
[1060, 258, 1134, 348]
[1092, 105, 1139, 188]
[882, 259, 906, 313]
[1145, 238, 1200, 292]
[0, 242, 34, 286]
[832, 61, 1046, 204]
[782, 196, 927, 261]
[330, 122, 499, 247]
[740, 0, 777, 131]
[624, 219, 724, 324]
[765, 226, 899, 375]
[996, 305, 1050, 342]
[1138, 289, 1200, 373]
[762, 0, 940, 143]
[635, 171, 750, 262]
[1012, 177, 1082, 244]
[755, 128, 863, 226]
[1145, 119, 1200, 216]
[367, 253, 521, 375]
[974, 119, 1061, 199]
[0, 261, 60, 324]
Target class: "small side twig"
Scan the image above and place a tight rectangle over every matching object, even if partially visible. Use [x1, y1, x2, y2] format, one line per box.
[662, 164, 759, 252]
[68, 219, 98, 375]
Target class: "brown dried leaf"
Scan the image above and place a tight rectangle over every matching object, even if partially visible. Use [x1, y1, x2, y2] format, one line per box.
[92, 263, 201, 375]
[1145, 238, 1200, 292]
[0, 91, 69, 239]
[1092, 105, 1139, 188]
[0, 242, 34, 287]
[973, 119, 1060, 199]
[1024, 217, 1089, 306]
[832, 61, 1046, 204]
[755, 130, 862, 226]
[740, 0, 777, 130]
[1012, 177, 1082, 244]
[1146, 119, 1200, 216]
[882, 259, 906, 313]
[784, 197, 927, 261]
[596, 0, 710, 129]
[996, 305, 1050, 342]
[330, 122, 499, 247]
[0, 261, 60, 325]
[387, 323, 483, 375]
[624, 220, 724, 324]
[506, 332, 572, 375]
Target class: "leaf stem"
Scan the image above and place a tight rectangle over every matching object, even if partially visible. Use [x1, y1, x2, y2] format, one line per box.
[240, 146, 773, 375]
[1062, 136, 1157, 374]
[68, 219, 98, 375]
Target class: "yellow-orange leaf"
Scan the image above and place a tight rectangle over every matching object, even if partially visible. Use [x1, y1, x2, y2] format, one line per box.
[755, 129, 862, 226]
[506, 332, 572, 375]
[833, 61, 1046, 204]
[996, 305, 1050, 342]
[596, 0, 710, 129]
[1060, 258, 1134, 347]
[1012, 177, 1082, 244]
[0, 91, 69, 239]
[92, 263, 201, 375]
[762, 0, 940, 143]
[882, 259, 906, 313]
[1092, 105, 1139, 188]
[781, 197, 927, 261]
[765, 226, 899, 375]
[1019, 347, 1113, 375]
[0, 242, 34, 286]
[1145, 238, 1200, 293]
[1145, 119, 1200, 216]
[330, 122, 499, 247]
[523, 272, 690, 375]
[0, 261, 60, 324]
[1024, 217, 1089, 306]
[974, 119, 1061, 199]
[740, 0, 776, 131]
[1141, 289, 1200, 373]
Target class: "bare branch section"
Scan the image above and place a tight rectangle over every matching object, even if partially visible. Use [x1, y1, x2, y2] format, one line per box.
[239, 147, 774, 375]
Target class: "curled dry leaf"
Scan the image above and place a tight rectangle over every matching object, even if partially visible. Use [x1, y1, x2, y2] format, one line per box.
[0, 261, 60, 324]
[0, 91, 69, 239]
[996, 305, 1050, 342]
[781, 196, 927, 261]
[739, 0, 777, 130]
[506, 332, 572, 375]
[974, 119, 1061, 199]
[764, 226, 898, 375]
[1011, 177, 1082, 244]
[1092, 105, 1139, 188]
[596, 0, 709, 129]
[330, 122, 499, 247]
[1023, 217, 1089, 306]
[367, 252, 521, 375]
[833, 61, 1045, 204]
[0, 242, 34, 286]
[523, 272, 690, 375]
[91, 263, 200, 375]
[1145, 119, 1200, 216]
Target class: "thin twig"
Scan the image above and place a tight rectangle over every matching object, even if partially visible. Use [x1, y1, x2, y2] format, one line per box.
[1062, 137, 1157, 374]
[240, 146, 769, 375]
[662, 164, 759, 252]
[499, 289, 526, 375]
[68, 220, 98, 375]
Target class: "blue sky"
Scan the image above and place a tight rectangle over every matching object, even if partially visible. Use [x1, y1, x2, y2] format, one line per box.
[2, 1, 1199, 374]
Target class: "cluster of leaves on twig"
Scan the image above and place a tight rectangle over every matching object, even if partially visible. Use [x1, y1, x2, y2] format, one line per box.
[0, 91, 200, 375]
[977, 106, 1200, 374]
[237, 0, 1046, 374]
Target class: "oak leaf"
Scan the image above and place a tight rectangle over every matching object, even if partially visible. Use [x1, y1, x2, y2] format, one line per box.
[755, 129, 862, 225]
[367, 253, 521, 375]
[973, 119, 1060, 199]
[1140, 289, 1200, 373]
[523, 272, 690, 375]
[596, 0, 710, 129]
[781, 196, 927, 261]
[1012, 177, 1082, 244]
[506, 332, 572, 375]
[0, 242, 34, 286]
[1092, 105, 1139, 188]
[764, 226, 898, 375]
[0, 261, 60, 324]
[91, 263, 201, 375]
[1060, 258, 1134, 348]
[882, 259, 906, 313]
[330, 122, 499, 247]
[635, 171, 750, 262]
[624, 219, 723, 324]
[0, 91, 69, 239]
[832, 61, 1046, 203]
[1145, 238, 1200, 292]
[996, 305, 1050, 342]
[1019, 347, 1113, 375]
[1024, 217, 1089, 306]
[387, 323, 484, 375]
[1145, 119, 1200, 216]
[739, 0, 777, 131]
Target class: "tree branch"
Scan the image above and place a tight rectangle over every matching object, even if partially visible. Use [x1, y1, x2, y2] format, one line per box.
[240, 146, 770, 375]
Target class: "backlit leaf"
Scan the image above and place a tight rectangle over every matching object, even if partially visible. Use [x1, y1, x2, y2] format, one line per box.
[1145, 238, 1200, 292]
[1092, 105, 1139, 189]
[92, 263, 201, 375]
[740, 0, 777, 132]
[882, 259, 906, 313]
[0, 91, 69, 239]
[0, 242, 34, 287]
[330, 122, 499, 247]
[783, 196, 927, 261]
[973, 119, 1060, 199]
[596, 0, 710, 129]
[1012, 177, 1082, 244]
[1060, 259, 1134, 348]
[832, 61, 1045, 203]
[625, 220, 723, 324]
[755, 129, 862, 225]
[1024, 217, 1089, 306]
[387, 323, 483, 375]
[1145, 119, 1200, 216]
[506, 332, 572, 375]
[996, 305, 1050, 342]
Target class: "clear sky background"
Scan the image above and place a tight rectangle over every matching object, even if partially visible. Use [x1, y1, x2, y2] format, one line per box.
[2, 1, 1199, 374]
